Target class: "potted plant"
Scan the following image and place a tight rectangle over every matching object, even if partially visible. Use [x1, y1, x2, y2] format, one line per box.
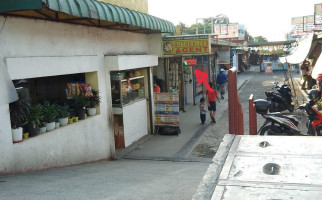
[42, 100, 59, 132]
[9, 93, 30, 142]
[87, 89, 101, 116]
[71, 95, 89, 120]
[26, 104, 43, 137]
[57, 104, 70, 126]
[39, 121, 47, 134]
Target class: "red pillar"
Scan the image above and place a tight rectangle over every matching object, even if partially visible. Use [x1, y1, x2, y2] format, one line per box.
[249, 94, 257, 135]
[228, 67, 244, 135]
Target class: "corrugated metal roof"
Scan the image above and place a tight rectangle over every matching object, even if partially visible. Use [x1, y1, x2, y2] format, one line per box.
[0, 0, 176, 33]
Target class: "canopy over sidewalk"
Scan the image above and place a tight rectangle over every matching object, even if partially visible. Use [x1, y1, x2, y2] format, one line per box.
[280, 33, 314, 64]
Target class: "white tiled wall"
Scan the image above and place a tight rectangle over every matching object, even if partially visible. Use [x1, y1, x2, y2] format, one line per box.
[123, 99, 148, 147]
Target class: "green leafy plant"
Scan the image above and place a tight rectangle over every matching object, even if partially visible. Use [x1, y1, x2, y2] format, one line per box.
[71, 95, 90, 110]
[9, 93, 31, 129]
[87, 90, 101, 108]
[57, 104, 70, 118]
[26, 104, 44, 128]
[42, 100, 59, 123]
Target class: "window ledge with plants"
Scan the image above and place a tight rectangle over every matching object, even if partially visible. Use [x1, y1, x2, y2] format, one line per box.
[10, 89, 101, 143]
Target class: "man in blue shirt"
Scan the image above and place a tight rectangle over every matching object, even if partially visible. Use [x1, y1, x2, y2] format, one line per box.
[217, 69, 228, 99]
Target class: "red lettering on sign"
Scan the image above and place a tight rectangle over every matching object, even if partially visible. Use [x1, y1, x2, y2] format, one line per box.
[194, 69, 213, 92]
[195, 47, 202, 52]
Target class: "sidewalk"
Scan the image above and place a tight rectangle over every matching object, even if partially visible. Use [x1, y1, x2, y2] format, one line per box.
[121, 72, 252, 161]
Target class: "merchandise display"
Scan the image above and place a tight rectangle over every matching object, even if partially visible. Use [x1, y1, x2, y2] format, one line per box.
[111, 74, 145, 106]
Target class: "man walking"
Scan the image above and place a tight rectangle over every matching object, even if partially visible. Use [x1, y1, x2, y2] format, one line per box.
[206, 83, 220, 123]
[217, 69, 228, 99]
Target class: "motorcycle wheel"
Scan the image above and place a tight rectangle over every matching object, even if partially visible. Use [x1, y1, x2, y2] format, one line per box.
[288, 105, 294, 112]
[259, 125, 282, 136]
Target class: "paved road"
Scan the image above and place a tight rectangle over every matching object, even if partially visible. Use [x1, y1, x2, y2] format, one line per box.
[190, 68, 307, 158]
[0, 160, 209, 200]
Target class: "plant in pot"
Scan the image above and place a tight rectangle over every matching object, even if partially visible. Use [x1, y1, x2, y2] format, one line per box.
[71, 95, 90, 120]
[26, 104, 44, 137]
[9, 93, 31, 142]
[87, 89, 101, 116]
[57, 104, 70, 126]
[42, 100, 59, 132]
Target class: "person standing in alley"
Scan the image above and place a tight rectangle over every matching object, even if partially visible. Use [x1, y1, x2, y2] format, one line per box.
[217, 68, 228, 99]
[300, 60, 311, 90]
[206, 83, 220, 123]
[154, 82, 161, 93]
[199, 97, 207, 124]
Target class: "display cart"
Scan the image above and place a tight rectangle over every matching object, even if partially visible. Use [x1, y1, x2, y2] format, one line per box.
[154, 92, 181, 135]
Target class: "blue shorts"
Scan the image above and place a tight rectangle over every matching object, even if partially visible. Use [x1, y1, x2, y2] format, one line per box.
[208, 101, 216, 111]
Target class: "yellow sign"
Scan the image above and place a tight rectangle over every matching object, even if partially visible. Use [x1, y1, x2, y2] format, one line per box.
[163, 38, 209, 55]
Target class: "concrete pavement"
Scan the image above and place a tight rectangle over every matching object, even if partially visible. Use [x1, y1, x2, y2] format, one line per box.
[123, 70, 251, 162]
[0, 160, 209, 200]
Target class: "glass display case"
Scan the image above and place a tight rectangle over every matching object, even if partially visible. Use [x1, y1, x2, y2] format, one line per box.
[111, 76, 145, 107]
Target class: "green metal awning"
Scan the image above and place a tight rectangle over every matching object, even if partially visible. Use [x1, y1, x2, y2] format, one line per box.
[0, 0, 176, 34]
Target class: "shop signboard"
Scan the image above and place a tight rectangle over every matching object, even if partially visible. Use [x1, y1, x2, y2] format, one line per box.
[315, 3, 322, 24]
[257, 45, 291, 55]
[163, 35, 209, 55]
[217, 46, 230, 64]
[213, 24, 239, 39]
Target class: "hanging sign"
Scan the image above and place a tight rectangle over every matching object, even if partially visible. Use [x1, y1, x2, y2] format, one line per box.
[183, 59, 197, 66]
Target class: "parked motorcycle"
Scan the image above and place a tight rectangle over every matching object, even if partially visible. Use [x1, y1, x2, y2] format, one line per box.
[255, 90, 322, 136]
[265, 81, 295, 113]
[254, 99, 300, 135]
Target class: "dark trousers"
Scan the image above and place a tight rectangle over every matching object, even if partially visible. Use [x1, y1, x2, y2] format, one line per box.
[200, 114, 206, 124]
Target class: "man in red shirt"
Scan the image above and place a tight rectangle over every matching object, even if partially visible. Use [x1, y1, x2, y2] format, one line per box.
[206, 83, 220, 123]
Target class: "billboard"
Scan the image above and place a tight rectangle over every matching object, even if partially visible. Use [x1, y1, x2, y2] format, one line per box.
[315, 3, 322, 24]
[238, 24, 245, 40]
[213, 24, 239, 39]
[291, 17, 304, 34]
[162, 35, 209, 55]
[304, 15, 315, 32]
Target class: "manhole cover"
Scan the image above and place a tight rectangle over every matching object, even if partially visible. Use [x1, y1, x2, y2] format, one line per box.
[263, 163, 280, 175]
[259, 141, 270, 148]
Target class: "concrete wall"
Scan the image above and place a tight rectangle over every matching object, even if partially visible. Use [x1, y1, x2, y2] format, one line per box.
[98, 0, 148, 13]
[0, 16, 160, 174]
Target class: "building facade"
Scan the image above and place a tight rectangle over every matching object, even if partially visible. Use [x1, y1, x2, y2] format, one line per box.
[0, 0, 174, 174]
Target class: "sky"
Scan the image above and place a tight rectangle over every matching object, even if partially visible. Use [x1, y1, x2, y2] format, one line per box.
[148, 0, 322, 41]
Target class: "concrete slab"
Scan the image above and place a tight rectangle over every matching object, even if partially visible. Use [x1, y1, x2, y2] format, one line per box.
[194, 135, 322, 200]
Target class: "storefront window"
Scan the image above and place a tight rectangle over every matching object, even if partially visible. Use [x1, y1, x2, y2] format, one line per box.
[9, 72, 99, 142]
[111, 72, 145, 107]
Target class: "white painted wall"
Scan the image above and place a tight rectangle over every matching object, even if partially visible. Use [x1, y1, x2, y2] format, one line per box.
[0, 16, 161, 174]
[123, 100, 148, 147]
[105, 55, 158, 71]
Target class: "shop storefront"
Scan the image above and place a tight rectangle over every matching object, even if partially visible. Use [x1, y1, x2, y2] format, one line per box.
[110, 67, 151, 148]
[159, 35, 213, 110]
[248, 41, 294, 71]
